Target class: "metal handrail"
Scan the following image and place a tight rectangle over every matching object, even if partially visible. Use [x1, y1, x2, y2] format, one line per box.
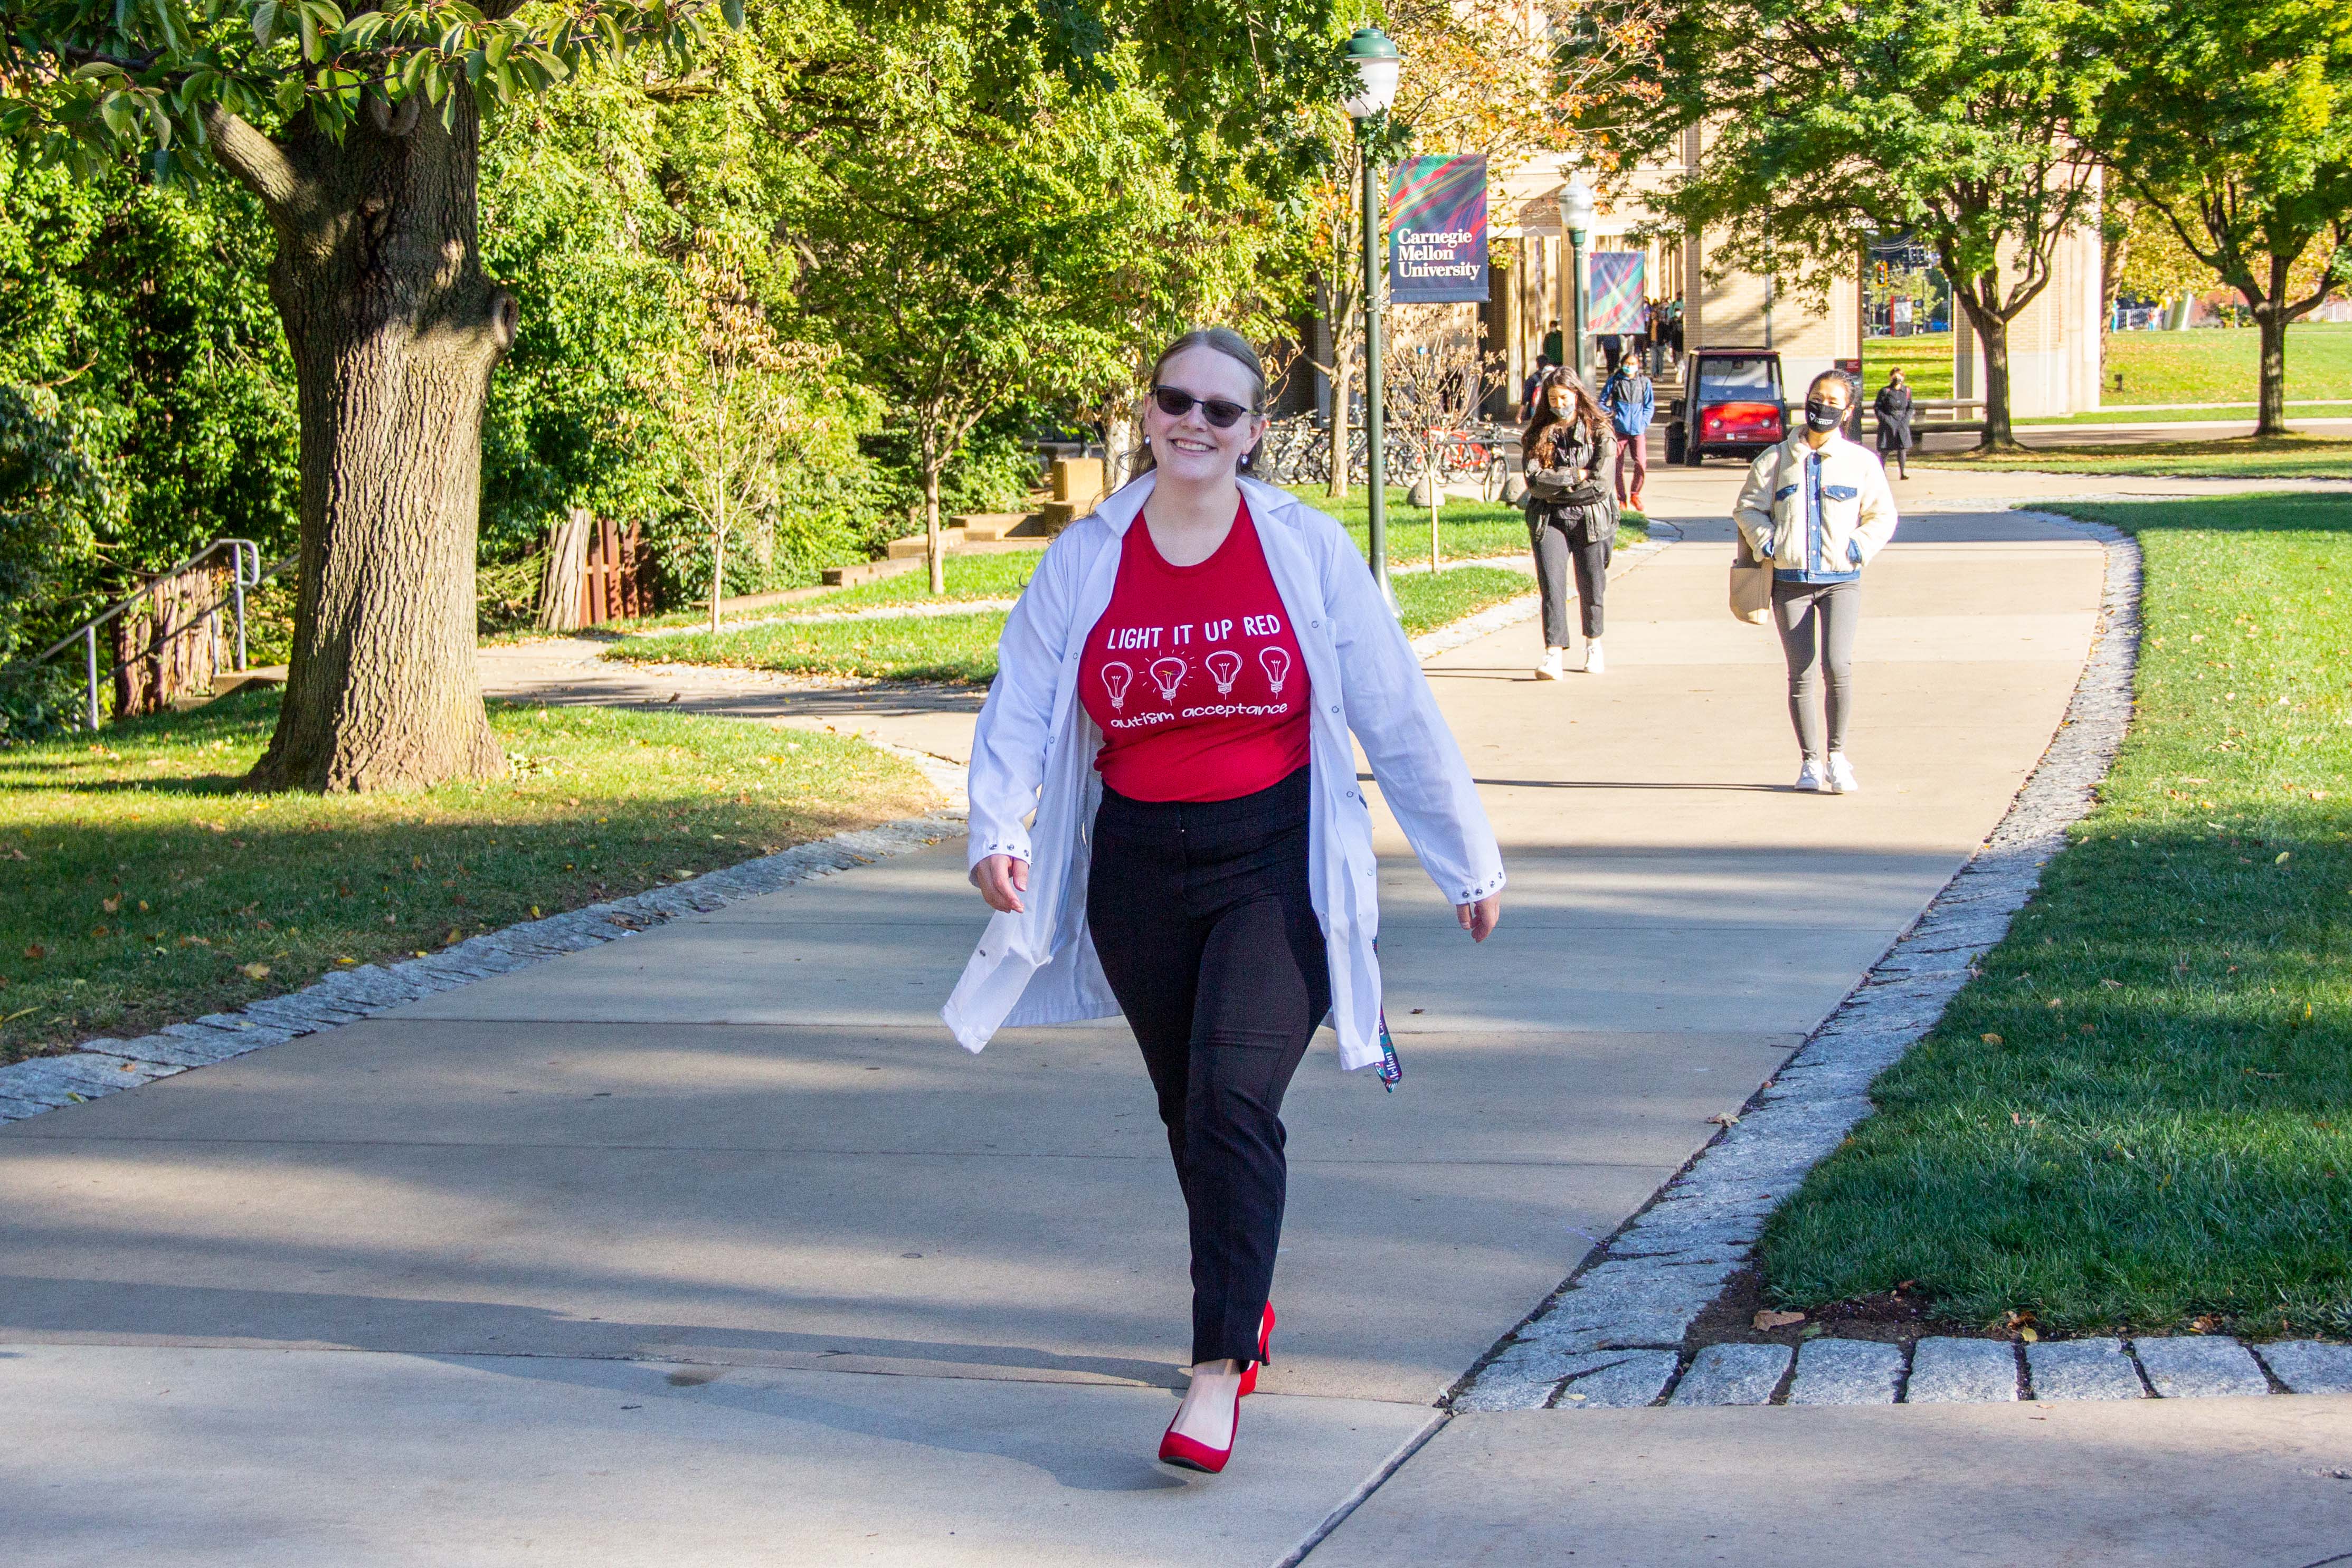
[19, 539, 288, 731]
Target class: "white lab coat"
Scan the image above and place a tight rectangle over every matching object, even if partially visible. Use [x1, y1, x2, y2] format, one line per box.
[941, 472, 1506, 1071]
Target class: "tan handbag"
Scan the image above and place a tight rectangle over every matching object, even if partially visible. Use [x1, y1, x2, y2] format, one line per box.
[1730, 537, 1773, 624]
[1729, 445, 1780, 623]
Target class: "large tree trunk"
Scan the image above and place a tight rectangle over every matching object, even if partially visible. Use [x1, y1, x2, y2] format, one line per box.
[221, 100, 514, 793]
[2252, 253, 2293, 437]
[1959, 287, 2018, 450]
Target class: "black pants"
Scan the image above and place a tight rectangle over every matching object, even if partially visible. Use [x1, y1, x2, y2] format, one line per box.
[1087, 767, 1330, 1367]
[1771, 578, 1861, 757]
[1530, 513, 1609, 644]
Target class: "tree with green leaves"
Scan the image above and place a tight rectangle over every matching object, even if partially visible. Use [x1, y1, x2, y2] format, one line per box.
[1, 0, 742, 788]
[0, 0, 1349, 784]
[1576, 0, 2111, 446]
[786, 28, 1142, 595]
[2087, 0, 2352, 434]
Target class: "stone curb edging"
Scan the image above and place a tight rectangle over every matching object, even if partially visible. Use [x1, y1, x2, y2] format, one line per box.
[0, 809, 969, 1126]
[1452, 512, 2189, 1413]
[1591, 1332, 2352, 1409]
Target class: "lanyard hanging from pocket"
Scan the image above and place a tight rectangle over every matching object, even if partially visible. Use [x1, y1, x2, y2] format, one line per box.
[1371, 938, 1402, 1090]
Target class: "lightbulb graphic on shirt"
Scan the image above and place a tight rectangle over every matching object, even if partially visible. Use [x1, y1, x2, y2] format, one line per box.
[1148, 656, 1187, 703]
[1258, 645, 1292, 697]
[1205, 649, 1241, 694]
[1099, 661, 1133, 711]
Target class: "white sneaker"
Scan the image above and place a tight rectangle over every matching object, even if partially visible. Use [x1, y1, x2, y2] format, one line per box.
[1537, 647, 1564, 681]
[1796, 758, 1827, 793]
[1583, 641, 1606, 675]
[1826, 752, 1860, 794]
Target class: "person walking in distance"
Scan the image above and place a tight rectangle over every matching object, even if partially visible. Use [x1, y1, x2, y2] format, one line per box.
[1598, 346, 1654, 515]
[1521, 353, 1552, 422]
[1873, 367, 1915, 479]
[946, 327, 1505, 1476]
[1733, 370, 1900, 794]
[1520, 365, 1618, 679]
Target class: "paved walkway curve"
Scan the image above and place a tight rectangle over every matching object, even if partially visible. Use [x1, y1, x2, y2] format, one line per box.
[3, 470, 2347, 1565]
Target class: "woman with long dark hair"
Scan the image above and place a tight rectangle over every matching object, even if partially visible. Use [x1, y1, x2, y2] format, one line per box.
[944, 327, 1505, 1475]
[1520, 365, 1618, 678]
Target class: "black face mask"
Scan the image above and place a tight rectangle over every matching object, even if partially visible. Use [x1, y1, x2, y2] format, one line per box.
[1805, 398, 1844, 432]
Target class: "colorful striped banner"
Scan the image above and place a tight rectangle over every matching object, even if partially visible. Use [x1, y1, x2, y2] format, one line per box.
[1388, 155, 1488, 303]
[1588, 252, 1646, 333]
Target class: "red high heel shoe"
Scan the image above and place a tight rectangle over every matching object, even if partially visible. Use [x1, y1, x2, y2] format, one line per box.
[1237, 1302, 1276, 1398]
[1158, 1399, 1237, 1474]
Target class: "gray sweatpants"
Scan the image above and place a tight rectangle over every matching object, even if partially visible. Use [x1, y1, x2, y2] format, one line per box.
[1771, 578, 1861, 758]
[1530, 515, 1609, 644]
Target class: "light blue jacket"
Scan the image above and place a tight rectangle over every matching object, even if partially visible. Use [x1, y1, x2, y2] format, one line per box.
[1600, 370, 1654, 439]
[944, 473, 1506, 1071]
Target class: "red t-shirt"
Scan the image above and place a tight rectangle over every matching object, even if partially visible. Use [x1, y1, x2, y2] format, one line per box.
[1077, 500, 1312, 802]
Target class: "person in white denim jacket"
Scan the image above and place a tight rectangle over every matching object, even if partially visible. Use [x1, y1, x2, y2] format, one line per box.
[1732, 371, 1899, 794]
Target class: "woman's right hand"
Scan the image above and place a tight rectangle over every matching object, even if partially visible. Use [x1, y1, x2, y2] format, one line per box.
[972, 854, 1029, 914]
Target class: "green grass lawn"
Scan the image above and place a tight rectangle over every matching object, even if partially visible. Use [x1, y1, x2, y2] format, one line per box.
[1917, 433, 2352, 480]
[1760, 492, 2352, 1339]
[789, 552, 1042, 612]
[1864, 332, 1957, 400]
[610, 610, 1012, 683]
[0, 692, 934, 1064]
[2106, 323, 2352, 406]
[2022, 402, 2352, 427]
[1869, 324, 2352, 410]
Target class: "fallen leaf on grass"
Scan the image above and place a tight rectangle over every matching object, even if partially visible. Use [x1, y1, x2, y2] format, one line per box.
[101, 895, 121, 913]
[1753, 1310, 1806, 1330]
[22, 944, 44, 961]
[239, 963, 271, 981]
[1981, 1032, 2004, 1046]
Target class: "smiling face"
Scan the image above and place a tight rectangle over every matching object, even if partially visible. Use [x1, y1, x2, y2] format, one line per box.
[1144, 345, 1267, 485]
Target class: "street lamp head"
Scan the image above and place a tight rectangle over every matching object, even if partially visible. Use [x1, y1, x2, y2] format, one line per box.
[1341, 27, 1402, 119]
[1561, 175, 1597, 237]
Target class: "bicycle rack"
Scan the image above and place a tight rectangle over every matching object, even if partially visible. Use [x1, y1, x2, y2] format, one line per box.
[20, 539, 285, 731]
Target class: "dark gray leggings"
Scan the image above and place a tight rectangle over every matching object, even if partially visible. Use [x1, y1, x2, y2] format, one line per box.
[1530, 515, 1609, 643]
[1771, 578, 1860, 758]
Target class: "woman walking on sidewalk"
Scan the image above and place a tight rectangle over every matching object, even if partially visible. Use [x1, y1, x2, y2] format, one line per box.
[944, 327, 1505, 1476]
[1599, 348, 1654, 515]
[1733, 370, 1900, 794]
[1873, 367, 1915, 479]
[1520, 365, 1618, 679]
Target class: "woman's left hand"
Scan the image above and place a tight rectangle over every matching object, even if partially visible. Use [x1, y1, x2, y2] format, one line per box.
[1457, 894, 1501, 942]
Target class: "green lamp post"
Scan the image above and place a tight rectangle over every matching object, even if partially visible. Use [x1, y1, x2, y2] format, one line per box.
[1562, 174, 1596, 382]
[1342, 26, 1403, 611]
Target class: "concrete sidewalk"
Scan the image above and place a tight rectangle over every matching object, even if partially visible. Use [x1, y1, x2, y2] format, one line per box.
[4, 489, 2339, 1564]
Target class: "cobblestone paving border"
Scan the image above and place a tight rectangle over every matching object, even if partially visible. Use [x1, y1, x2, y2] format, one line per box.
[1445, 511, 2316, 1412]
[0, 807, 967, 1127]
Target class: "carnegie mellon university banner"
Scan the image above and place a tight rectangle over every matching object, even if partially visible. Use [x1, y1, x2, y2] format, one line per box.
[1589, 252, 1647, 334]
[1388, 155, 1488, 303]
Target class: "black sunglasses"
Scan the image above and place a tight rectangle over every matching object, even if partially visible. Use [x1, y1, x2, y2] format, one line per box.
[1151, 385, 1254, 429]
